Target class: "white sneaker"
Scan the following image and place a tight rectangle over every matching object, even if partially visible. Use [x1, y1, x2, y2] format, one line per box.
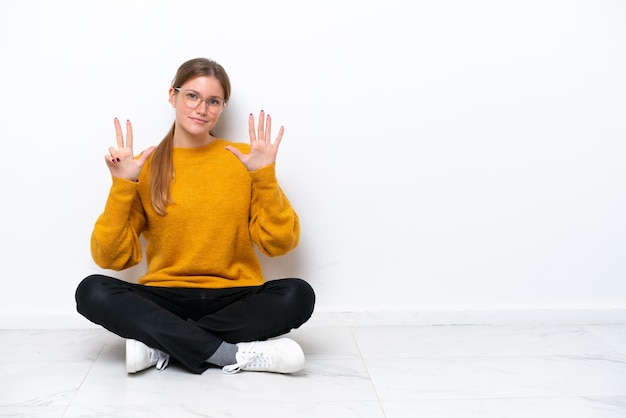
[222, 338, 305, 374]
[126, 339, 170, 373]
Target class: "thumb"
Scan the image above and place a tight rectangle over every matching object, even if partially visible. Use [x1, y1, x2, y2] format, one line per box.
[225, 145, 245, 160]
[136, 146, 157, 164]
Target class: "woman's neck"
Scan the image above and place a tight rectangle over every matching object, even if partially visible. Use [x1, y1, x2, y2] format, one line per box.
[173, 132, 217, 148]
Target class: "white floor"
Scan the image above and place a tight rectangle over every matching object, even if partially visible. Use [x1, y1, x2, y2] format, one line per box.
[1, 324, 626, 417]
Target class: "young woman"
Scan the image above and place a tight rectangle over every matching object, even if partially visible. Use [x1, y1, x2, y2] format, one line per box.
[75, 58, 315, 375]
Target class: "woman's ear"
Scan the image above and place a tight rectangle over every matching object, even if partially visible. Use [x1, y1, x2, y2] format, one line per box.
[168, 87, 177, 108]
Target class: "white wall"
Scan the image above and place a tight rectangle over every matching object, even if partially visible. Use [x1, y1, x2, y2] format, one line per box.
[1, 0, 625, 327]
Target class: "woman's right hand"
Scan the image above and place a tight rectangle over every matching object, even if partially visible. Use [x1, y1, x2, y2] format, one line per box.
[105, 118, 156, 181]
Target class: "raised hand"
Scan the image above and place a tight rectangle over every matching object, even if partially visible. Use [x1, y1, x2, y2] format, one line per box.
[225, 110, 284, 171]
[105, 118, 156, 181]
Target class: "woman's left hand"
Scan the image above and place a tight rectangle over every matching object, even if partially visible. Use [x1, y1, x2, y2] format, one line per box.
[226, 110, 284, 171]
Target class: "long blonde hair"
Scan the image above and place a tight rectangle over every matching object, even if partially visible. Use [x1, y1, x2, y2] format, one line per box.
[149, 58, 231, 215]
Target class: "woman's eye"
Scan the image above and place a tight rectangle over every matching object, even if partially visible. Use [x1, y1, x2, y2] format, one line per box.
[186, 93, 198, 101]
[209, 98, 221, 106]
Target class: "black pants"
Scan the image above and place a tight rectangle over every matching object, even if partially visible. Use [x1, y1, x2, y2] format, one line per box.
[75, 274, 315, 374]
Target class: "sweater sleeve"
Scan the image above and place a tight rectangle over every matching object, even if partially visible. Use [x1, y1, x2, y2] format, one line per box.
[249, 164, 300, 257]
[90, 177, 147, 270]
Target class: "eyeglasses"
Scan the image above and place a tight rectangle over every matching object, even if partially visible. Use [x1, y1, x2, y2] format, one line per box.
[174, 88, 227, 113]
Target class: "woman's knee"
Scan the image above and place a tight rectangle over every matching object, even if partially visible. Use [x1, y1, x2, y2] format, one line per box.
[292, 278, 315, 309]
[273, 278, 316, 323]
[75, 274, 118, 316]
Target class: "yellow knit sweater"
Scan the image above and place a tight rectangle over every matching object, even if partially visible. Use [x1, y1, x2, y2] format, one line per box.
[90, 139, 300, 288]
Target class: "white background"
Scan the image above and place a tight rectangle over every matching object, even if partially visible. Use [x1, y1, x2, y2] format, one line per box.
[0, 0, 624, 325]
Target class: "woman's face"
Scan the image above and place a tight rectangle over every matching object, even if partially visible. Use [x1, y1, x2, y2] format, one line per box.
[169, 75, 226, 144]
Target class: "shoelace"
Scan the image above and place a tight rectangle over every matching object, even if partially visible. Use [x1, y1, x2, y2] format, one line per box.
[222, 346, 271, 374]
[151, 349, 170, 371]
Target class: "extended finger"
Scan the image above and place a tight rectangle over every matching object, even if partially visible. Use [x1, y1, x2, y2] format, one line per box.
[273, 125, 284, 149]
[265, 114, 273, 143]
[248, 113, 257, 141]
[225, 145, 245, 160]
[136, 145, 156, 165]
[114, 117, 124, 149]
[126, 119, 134, 150]
[257, 110, 265, 141]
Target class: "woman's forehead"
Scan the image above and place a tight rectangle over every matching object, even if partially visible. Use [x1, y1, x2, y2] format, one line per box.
[181, 76, 224, 95]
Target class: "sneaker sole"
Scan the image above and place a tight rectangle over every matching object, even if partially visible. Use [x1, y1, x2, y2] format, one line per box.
[126, 339, 139, 373]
